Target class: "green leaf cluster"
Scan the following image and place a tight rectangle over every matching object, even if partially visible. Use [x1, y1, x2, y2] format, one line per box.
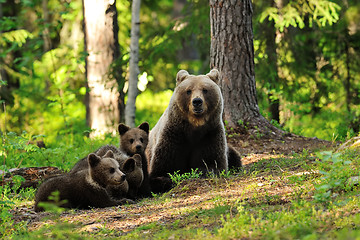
[313, 151, 359, 204]
[168, 168, 202, 185]
[254, 0, 360, 140]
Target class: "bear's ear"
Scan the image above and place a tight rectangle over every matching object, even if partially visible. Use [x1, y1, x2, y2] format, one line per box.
[176, 70, 189, 85]
[103, 150, 114, 159]
[118, 123, 130, 135]
[206, 69, 220, 84]
[138, 122, 149, 134]
[132, 154, 142, 167]
[88, 153, 101, 168]
[122, 158, 135, 173]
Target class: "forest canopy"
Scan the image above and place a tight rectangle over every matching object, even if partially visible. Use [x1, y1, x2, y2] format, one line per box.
[0, 0, 359, 142]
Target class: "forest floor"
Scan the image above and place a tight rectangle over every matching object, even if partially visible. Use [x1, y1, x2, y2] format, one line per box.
[228, 132, 335, 164]
[10, 134, 359, 239]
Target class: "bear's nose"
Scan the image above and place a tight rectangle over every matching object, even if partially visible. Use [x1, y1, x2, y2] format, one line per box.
[192, 98, 203, 107]
[136, 145, 142, 150]
[121, 174, 126, 181]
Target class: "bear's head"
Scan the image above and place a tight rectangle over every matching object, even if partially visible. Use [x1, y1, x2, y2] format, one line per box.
[120, 154, 144, 194]
[118, 122, 149, 155]
[174, 69, 223, 127]
[88, 150, 128, 190]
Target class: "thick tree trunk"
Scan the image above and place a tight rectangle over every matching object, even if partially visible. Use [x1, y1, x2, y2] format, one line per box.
[210, 0, 282, 136]
[83, 0, 121, 136]
[125, 0, 141, 127]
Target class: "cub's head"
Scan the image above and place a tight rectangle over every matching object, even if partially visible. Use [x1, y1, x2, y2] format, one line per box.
[120, 154, 144, 189]
[118, 122, 149, 155]
[174, 69, 223, 127]
[88, 150, 128, 189]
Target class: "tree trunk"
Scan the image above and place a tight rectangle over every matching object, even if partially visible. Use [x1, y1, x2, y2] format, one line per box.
[83, 0, 121, 136]
[125, 0, 141, 127]
[42, 0, 51, 52]
[210, 0, 282, 136]
[265, 0, 283, 123]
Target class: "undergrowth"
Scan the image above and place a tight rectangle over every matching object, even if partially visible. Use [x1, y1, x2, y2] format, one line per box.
[1, 131, 359, 239]
[1, 131, 119, 171]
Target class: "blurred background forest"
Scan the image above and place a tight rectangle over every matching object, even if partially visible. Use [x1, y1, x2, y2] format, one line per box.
[1, 0, 359, 146]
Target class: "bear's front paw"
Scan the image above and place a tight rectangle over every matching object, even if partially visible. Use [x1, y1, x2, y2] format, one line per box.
[150, 176, 174, 193]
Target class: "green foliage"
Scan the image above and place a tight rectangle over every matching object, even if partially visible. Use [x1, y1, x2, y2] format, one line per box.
[284, 104, 357, 141]
[0, 178, 35, 238]
[214, 197, 360, 239]
[37, 191, 67, 214]
[1, 0, 359, 141]
[0, 0, 86, 139]
[135, 89, 172, 128]
[254, 0, 359, 140]
[313, 151, 358, 204]
[260, 0, 341, 32]
[168, 168, 202, 185]
[0, 29, 34, 47]
[1, 131, 119, 171]
[11, 221, 85, 240]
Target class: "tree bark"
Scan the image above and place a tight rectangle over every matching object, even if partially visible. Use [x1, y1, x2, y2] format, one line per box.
[125, 0, 141, 127]
[42, 0, 52, 52]
[210, 0, 282, 136]
[265, 0, 283, 123]
[83, 0, 121, 136]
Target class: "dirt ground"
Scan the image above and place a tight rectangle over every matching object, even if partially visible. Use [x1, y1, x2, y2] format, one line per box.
[228, 133, 335, 165]
[11, 133, 337, 234]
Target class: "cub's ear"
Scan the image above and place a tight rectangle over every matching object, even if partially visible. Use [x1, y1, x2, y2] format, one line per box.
[88, 153, 101, 168]
[176, 70, 189, 85]
[122, 158, 135, 173]
[132, 154, 142, 167]
[138, 122, 149, 134]
[118, 123, 130, 135]
[206, 69, 220, 84]
[103, 150, 114, 159]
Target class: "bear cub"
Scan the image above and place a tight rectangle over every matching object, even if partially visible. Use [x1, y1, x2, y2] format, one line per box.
[105, 152, 144, 199]
[34, 150, 130, 212]
[118, 122, 151, 197]
[118, 154, 144, 199]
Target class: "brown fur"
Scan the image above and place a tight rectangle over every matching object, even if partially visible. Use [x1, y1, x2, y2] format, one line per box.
[146, 69, 238, 193]
[118, 122, 151, 197]
[34, 150, 130, 212]
[118, 154, 144, 199]
[70, 145, 129, 173]
[227, 145, 242, 169]
[70, 144, 146, 199]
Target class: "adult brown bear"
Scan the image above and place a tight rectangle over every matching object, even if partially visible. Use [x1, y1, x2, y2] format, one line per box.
[146, 69, 241, 193]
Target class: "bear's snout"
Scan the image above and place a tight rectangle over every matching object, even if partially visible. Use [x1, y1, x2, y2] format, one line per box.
[192, 97, 204, 114]
[192, 98, 203, 108]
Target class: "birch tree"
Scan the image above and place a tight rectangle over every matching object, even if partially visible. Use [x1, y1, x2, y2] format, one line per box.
[125, 0, 141, 127]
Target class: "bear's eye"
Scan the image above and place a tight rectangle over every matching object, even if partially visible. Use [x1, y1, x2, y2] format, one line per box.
[186, 90, 191, 95]
[140, 137, 143, 143]
[130, 139, 134, 144]
[203, 89, 208, 94]
[109, 168, 115, 174]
